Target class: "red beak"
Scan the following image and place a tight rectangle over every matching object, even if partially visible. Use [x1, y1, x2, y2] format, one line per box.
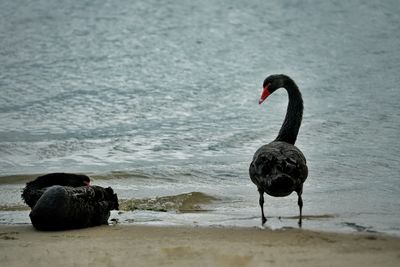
[259, 83, 271, 104]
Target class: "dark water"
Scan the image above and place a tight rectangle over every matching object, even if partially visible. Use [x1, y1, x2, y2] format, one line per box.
[0, 0, 399, 235]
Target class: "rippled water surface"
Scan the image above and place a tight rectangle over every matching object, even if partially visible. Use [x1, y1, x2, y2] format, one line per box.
[0, 0, 399, 235]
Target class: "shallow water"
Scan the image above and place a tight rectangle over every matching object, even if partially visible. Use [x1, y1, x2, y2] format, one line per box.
[0, 0, 399, 235]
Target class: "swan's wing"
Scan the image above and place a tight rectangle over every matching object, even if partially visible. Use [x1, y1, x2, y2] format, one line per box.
[67, 186, 119, 226]
[66, 186, 119, 212]
[250, 142, 308, 184]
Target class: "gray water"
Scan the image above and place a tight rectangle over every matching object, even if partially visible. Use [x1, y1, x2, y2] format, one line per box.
[0, 0, 399, 235]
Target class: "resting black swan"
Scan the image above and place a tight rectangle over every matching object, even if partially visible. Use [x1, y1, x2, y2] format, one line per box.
[22, 173, 91, 209]
[22, 173, 119, 231]
[249, 74, 308, 226]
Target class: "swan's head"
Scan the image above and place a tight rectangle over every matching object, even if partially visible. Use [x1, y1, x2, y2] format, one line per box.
[57, 173, 91, 187]
[259, 74, 286, 104]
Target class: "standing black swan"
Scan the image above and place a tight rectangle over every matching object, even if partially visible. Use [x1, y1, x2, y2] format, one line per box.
[22, 173, 119, 231]
[249, 74, 308, 226]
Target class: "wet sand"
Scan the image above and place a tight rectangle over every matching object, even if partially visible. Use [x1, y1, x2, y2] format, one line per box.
[0, 225, 399, 267]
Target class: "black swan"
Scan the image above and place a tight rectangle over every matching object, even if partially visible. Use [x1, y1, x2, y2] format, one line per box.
[22, 173, 119, 231]
[21, 173, 91, 209]
[249, 74, 308, 226]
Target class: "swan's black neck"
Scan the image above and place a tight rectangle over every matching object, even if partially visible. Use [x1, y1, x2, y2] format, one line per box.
[274, 78, 303, 145]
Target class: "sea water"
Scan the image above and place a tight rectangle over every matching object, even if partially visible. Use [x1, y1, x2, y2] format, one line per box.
[0, 0, 399, 235]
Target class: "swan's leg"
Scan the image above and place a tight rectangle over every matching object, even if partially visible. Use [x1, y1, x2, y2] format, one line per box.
[258, 188, 267, 225]
[296, 188, 303, 227]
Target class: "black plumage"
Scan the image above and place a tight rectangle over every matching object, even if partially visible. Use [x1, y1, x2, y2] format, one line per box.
[21, 173, 90, 209]
[21, 173, 119, 231]
[29, 185, 118, 231]
[249, 74, 308, 226]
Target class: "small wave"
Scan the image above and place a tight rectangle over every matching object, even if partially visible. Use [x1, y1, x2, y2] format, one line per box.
[90, 170, 179, 183]
[0, 170, 178, 185]
[0, 204, 29, 211]
[91, 170, 157, 181]
[281, 214, 337, 220]
[0, 174, 40, 185]
[341, 222, 377, 233]
[119, 192, 219, 213]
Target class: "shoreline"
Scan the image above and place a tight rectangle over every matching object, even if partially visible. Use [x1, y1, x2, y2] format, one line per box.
[1, 224, 399, 267]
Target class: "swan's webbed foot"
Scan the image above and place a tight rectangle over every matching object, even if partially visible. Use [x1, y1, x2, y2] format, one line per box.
[262, 215, 267, 225]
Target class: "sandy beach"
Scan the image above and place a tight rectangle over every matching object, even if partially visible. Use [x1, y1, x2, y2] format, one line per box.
[0, 225, 399, 267]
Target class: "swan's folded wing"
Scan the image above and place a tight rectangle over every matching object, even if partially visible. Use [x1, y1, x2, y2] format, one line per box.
[67, 186, 119, 210]
[250, 142, 308, 183]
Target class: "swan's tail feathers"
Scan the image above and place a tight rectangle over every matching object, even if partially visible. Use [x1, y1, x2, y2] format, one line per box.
[266, 174, 296, 197]
[104, 187, 119, 210]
